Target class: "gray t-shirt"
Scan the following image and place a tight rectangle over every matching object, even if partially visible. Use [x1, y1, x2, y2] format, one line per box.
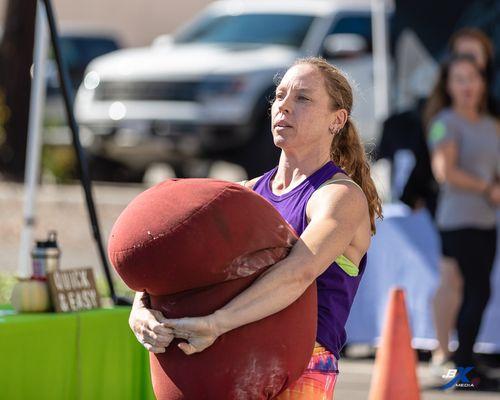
[428, 108, 499, 230]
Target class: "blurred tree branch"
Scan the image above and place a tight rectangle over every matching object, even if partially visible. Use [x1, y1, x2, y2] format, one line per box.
[0, 0, 37, 181]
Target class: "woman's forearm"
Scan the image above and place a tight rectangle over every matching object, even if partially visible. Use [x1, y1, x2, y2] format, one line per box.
[446, 167, 489, 194]
[432, 143, 490, 194]
[132, 291, 150, 311]
[212, 255, 310, 336]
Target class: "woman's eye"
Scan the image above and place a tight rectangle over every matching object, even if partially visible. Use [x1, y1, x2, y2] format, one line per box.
[298, 95, 309, 101]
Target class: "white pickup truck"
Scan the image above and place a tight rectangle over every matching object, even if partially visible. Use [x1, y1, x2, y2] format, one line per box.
[75, 0, 389, 178]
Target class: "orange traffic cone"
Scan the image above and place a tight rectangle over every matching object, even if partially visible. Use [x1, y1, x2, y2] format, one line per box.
[368, 288, 420, 400]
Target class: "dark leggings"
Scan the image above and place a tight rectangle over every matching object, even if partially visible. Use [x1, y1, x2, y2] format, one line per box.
[440, 228, 497, 366]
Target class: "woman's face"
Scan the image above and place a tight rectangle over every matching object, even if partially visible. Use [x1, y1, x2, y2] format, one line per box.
[271, 64, 338, 152]
[453, 37, 487, 70]
[447, 60, 485, 111]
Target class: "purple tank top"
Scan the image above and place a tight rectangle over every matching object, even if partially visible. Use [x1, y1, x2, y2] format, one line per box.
[253, 161, 367, 360]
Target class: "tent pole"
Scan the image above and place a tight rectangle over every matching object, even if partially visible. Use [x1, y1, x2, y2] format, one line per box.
[371, 0, 391, 121]
[18, 0, 49, 279]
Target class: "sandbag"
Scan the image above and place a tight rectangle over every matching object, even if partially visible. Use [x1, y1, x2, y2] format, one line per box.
[108, 179, 317, 399]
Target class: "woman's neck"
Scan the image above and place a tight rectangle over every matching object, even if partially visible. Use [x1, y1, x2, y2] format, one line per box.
[452, 105, 481, 122]
[273, 150, 331, 190]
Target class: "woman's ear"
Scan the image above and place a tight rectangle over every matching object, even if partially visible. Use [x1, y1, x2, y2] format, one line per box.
[330, 109, 348, 133]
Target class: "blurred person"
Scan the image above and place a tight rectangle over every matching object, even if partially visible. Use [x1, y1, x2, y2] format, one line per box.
[449, 27, 499, 116]
[375, 97, 438, 215]
[128, 57, 383, 399]
[375, 27, 497, 215]
[425, 54, 500, 389]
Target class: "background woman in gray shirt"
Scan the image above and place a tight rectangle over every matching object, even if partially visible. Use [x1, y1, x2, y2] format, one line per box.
[425, 54, 500, 389]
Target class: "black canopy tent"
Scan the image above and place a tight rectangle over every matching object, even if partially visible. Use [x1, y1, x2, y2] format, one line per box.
[393, 0, 471, 58]
[394, 0, 500, 69]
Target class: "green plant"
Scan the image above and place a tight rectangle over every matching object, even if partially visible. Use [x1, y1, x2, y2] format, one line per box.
[41, 145, 77, 183]
[0, 274, 17, 305]
[95, 275, 134, 302]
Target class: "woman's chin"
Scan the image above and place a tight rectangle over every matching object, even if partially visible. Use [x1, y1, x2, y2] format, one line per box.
[273, 136, 289, 149]
[455, 99, 481, 110]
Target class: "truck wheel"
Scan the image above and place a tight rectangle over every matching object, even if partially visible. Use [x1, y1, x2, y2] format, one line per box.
[172, 160, 213, 178]
[87, 155, 144, 182]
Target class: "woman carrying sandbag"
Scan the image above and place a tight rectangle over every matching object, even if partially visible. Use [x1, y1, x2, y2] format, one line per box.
[128, 57, 382, 399]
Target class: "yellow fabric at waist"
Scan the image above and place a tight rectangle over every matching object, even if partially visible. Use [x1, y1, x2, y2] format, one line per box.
[335, 254, 359, 277]
[313, 342, 327, 355]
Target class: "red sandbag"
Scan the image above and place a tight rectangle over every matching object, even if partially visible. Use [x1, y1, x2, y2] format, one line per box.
[108, 179, 317, 399]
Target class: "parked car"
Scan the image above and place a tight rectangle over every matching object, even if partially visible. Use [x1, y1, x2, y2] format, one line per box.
[46, 31, 121, 95]
[44, 31, 121, 148]
[75, 0, 392, 179]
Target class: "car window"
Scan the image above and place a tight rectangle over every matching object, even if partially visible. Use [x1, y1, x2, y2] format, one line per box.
[175, 13, 315, 48]
[57, 39, 81, 70]
[63, 37, 120, 67]
[327, 14, 373, 52]
[47, 36, 119, 89]
[50, 37, 119, 68]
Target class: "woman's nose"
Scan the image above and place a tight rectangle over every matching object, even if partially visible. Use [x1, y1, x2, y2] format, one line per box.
[278, 96, 292, 114]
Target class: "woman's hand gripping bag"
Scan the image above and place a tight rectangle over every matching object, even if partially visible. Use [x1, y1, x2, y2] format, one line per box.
[108, 179, 317, 400]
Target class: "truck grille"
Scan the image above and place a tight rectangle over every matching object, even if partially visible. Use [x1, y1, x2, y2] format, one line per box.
[95, 81, 200, 101]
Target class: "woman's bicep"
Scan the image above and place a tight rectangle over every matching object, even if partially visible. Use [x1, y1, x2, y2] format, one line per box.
[296, 186, 367, 281]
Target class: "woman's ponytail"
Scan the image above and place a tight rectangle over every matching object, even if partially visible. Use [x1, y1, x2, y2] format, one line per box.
[330, 117, 382, 233]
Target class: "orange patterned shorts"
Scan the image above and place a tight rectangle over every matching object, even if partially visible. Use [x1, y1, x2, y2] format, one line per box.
[276, 344, 339, 400]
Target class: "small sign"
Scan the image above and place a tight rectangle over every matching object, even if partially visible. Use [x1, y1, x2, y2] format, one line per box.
[47, 268, 101, 312]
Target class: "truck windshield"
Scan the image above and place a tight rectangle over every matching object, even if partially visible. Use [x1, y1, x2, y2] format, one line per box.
[175, 13, 315, 47]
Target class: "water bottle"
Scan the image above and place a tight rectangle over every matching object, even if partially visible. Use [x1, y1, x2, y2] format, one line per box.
[31, 231, 61, 279]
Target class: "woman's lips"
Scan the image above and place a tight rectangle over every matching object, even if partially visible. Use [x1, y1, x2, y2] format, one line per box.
[275, 125, 292, 132]
[274, 120, 292, 129]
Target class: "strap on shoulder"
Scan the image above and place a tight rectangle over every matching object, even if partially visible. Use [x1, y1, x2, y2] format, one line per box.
[318, 178, 364, 193]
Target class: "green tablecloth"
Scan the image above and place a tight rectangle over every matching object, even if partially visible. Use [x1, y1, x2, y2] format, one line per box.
[0, 305, 156, 400]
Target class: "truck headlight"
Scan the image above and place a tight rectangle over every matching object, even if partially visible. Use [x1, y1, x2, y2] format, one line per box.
[83, 70, 100, 90]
